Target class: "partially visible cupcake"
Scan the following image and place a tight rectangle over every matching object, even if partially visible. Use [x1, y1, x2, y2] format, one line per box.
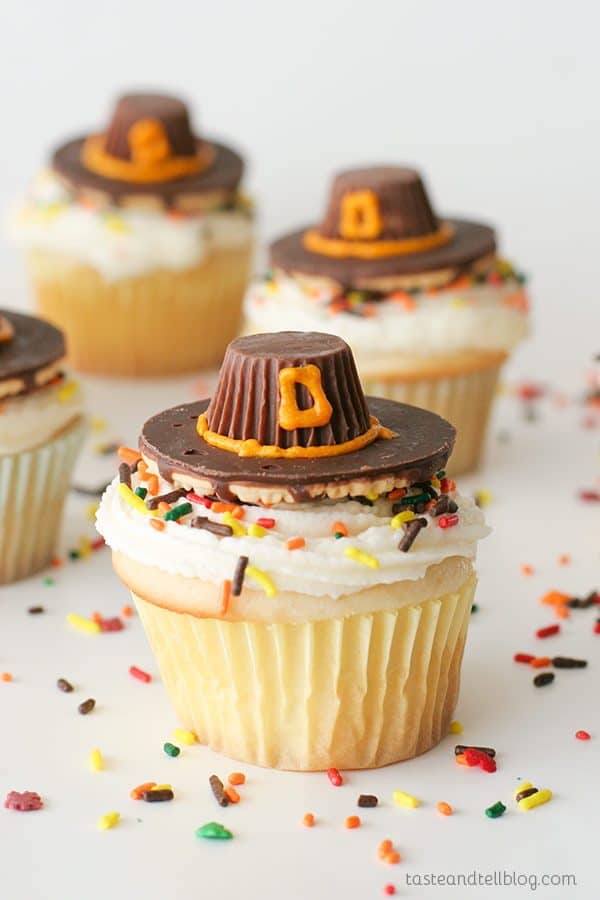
[9, 93, 254, 376]
[97, 331, 489, 770]
[244, 167, 528, 474]
[0, 310, 85, 583]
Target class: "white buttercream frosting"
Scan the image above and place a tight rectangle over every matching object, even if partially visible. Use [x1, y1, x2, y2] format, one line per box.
[96, 472, 489, 601]
[244, 271, 529, 357]
[0, 378, 84, 454]
[8, 170, 253, 281]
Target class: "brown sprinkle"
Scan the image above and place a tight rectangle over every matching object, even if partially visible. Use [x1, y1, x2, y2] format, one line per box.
[231, 556, 249, 597]
[57, 678, 74, 693]
[515, 786, 538, 803]
[28, 605, 45, 615]
[78, 698, 96, 715]
[209, 774, 229, 807]
[191, 516, 234, 537]
[398, 517, 428, 552]
[118, 462, 132, 488]
[146, 488, 187, 510]
[357, 794, 378, 808]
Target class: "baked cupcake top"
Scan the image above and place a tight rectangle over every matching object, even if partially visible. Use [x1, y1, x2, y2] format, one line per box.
[97, 332, 488, 620]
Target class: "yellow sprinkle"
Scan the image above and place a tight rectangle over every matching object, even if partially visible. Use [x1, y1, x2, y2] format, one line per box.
[514, 781, 533, 799]
[431, 477, 441, 490]
[103, 213, 128, 233]
[87, 502, 99, 521]
[519, 788, 552, 811]
[97, 811, 120, 830]
[390, 510, 416, 530]
[449, 720, 463, 734]
[57, 380, 79, 403]
[78, 537, 92, 559]
[474, 489, 494, 507]
[89, 748, 104, 772]
[38, 202, 66, 221]
[66, 613, 100, 635]
[222, 512, 247, 537]
[451, 297, 467, 308]
[248, 524, 266, 538]
[173, 729, 198, 746]
[90, 417, 107, 432]
[365, 491, 379, 501]
[246, 565, 277, 597]
[266, 280, 279, 294]
[344, 547, 379, 569]
[151, 784, 172, 792]
[118, 482, 155, 516]
[393, 790, 420, 809]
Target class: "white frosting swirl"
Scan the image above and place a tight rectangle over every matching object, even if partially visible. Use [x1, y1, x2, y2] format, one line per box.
[96, 473, 489, 600]
[8, 170, 253, 281]
[0, 379, 84, 454]
[244, 272, 529, 357]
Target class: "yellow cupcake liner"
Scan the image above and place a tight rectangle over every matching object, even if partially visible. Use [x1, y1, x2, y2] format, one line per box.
[27, 243, 253, 376]
[0, 417, 86, 585]
[133, 571, 476, 770]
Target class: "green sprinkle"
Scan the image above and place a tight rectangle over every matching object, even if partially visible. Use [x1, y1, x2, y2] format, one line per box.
[485, 801, 506, 819]
[164, 502, 192, 522]
[43, 577, 54, 586]
[396, 492, 430, 507]
[163, 742, 180, 758]
[68, 550, 80, 560]
[135, 486, 148, 500]
[471, 603, 479, 614]
[334, 532, 344, 540]
[195, 821, 233, 840]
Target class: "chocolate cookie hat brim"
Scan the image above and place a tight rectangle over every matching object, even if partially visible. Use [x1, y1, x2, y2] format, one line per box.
[0, 309, 65, 396]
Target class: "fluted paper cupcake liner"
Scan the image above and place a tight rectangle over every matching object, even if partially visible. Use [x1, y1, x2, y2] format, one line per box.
[361, 363, 503, 476]
[27, 244, 252, 376]
[0, 418, 85, 585]
[133, 572, 476, 770]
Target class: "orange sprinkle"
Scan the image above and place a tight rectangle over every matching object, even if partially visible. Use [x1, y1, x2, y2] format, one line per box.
[51, 557, 63, 568]
[378, 840, 393, 859]
[147, 474, 159, 496]
[384, 851, 401, 864]
[219, 580, 232, 617]
[228, 772, 246, 786]
[390, 290, 417, 311]
[446, 479, 457, 492]
[345, 815, 361, 829]
[121, 605, 133, 618]
[437, 801, 453, 816]
[302, 812, 315, 827]
[555, 605, 570, 619]
[541, 590, 570, 606]
[387, 488, 406, 501]
[286, 537, 306, 551]
[150, 518, 165, 532]
[211, 502, 236, 514]
[138, 460, 149, 480]
[557, 554, 571, 566]
[531, 656, 552, 668]
[333, 520, 348, 537]
[455, 753, 468, 766]
[117, 446, 141, 466]
[91, 611, 103, 624]
[1, 672, 13, 682]
[224, 786, 240, 804]
[130, 781, 156, 800]
[521, 564, 534, 576]
[158, 501, 171, 514]
[231, 506, 245, 520]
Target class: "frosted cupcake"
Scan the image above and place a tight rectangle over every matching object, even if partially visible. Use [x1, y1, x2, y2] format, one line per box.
[9, 93, 253, 376]
[0, 310, 84, 583]
[97, 331, 488, 770]
[245, 167, 528, 474]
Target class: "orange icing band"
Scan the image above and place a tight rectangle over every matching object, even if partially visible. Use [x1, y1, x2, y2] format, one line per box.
[303, 222, 454, 259]
[278, 364, 333, 431]
[196, 414, 392, 459]
[81, 133, 215, 184]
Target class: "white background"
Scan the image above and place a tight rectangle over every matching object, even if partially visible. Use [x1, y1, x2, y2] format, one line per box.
[1, 2, 599, 899]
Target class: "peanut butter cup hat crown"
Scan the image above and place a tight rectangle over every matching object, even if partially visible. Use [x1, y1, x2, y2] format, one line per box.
[52, 92, 244, 211]
[0, 309, 65, 401]
[140, 332, 456, 504]
[270, 166, 497, 286]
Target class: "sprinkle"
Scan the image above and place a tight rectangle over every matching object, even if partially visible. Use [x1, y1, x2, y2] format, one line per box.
[100, 616, 124, 632]
[384, 852, 401, 865]
[89, 748, 104, 772]
[57, 678, 74, 692]
[130, 782, 156, 799]
[43, 577, 54, 586]
[164, 502, 192, 522]
[449, 720, 463, 734]
[256, 517, 275, 529]
[332, 520, 348, 538]
[142, 789, 173, 802]
[195, 822, 233, 840]
[541, 590, 570, 606]
[219, 580, 231, 616]
[455, 744, 496, 758]
[209, 775, 229, 807]
[191, 516, 233, 537]
[129, 666, 152, 683]
[514, 652, 536, 664]
[533, 672, 555, 687]
[248, 523, 267, 538]
[485, 801, 506, 818]
[344, 547, 379, 569]
[186, 492, 212, 507]
[474, 489, 493, 507]
[228, 772, 246, 786]
[146, 488, 187, 510]
[1, 672, 13, 682]
[302, 812, 315, 827]
[158, 502, 171, 514]
[211, 502, 238, 514]
[246, 565, 277, 597]
[117, 446, 141, 466]
[431, 496, 458, 517]
[595, 622, 600, 635]
[438, 514, 459, 529]
[151, 784, 173, 792]
[97, 811, 120, 831]
[78, 698, 96, 715]
[173, 729, 198, 746]
[552, 656, 587, 669]
[576, 730, 591, 740]
[521, 564, 534, 576]
[121, 605, 134, 618]
[146, 475, 159, 496]
[225, 787, 240, 804]
[392, 790, 419, 809]
[135, 486, 147, 500]
[4, 790, 43, 811]
[358, 794, 378, 807]
[57, 380, 78, 402]
[150, 518, 165, 532]
[557, 554, 571, 566]
[163, 742, 180, 758]
[327, 767, 343, 787]
[518, 788, 552, 811]
[437, 802, 453, 816]
[118, 483, 156, 516]
[378, 840, 393, 859]
[383, 885, 396, 895]
[66, 613, 101, 635]
[104, 213, 128, 233]
[118, 462, 132, 487]
[397, 517, 427, 552]
[231, 556, 248, 596]
[536, 624, 560, 638]
[514, 782, 536, 801]
[345, 815, 361, 829]
[387, 488, 406, 501]
[285, 536, 305, 551]
[464, 748, 497, 772]
[222, 512, 246, 537]
[390, 509, 415, 529]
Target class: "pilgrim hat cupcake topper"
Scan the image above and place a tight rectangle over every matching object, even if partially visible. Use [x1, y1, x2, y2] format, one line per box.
[140, 332, 456, 503]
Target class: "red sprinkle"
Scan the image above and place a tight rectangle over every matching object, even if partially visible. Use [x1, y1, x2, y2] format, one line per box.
[594, 622, 600, 635]
[464, 748, 496, 772]
[129, 665, 152, 683]
[4, 790, 43, 811]
[327, 767, 343, 787]
[187, 492, 212, 508]
[514, 653, 536, 664]
[384, 885, 396, 896]
[256, 517, 275, 529]
[579, 490, 600, 503]
[536, 624, 560, 639]
[576, 730, 591, 741]
[91, 537, 105, 551]
[100, 617, 124, 632]
[439, 478, 451, 493]
[438, 514, 459, 529]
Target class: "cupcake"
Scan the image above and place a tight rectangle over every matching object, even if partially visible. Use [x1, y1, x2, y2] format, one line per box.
[96, 331, 488, 770]
[244, 167, 528, 474]
[9, 93, 254, 376]
[0, 310, 85, 583]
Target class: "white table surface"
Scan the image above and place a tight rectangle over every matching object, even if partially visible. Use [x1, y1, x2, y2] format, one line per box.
[1, 345, 599, 900]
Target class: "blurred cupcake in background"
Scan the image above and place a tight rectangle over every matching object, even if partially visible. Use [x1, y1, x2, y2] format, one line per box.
[9, 93, 254, 376]
[244, 167, 528, 474]
[0, 310, 84, 583]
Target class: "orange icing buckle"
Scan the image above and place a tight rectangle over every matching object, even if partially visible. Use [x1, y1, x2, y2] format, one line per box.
[278, 364, 333, 431]
[196, 414, 392, 459]
[81, 133, 215, 184]
[339, 190, 383, 240]
[303, 222, 454, 260]
[0, 316, 14, 343]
